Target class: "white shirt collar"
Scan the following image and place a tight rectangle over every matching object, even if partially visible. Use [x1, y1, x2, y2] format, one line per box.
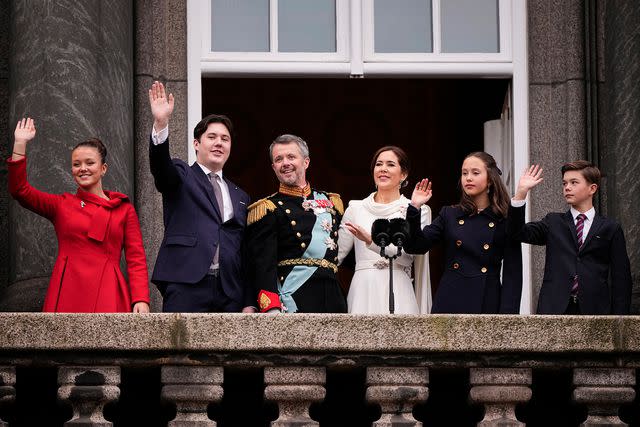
[197, 162, 223, 180]
[570, 206, 595, 222]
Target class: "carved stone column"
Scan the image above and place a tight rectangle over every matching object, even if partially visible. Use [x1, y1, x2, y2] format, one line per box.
[264, 366, 325, 427]
[469, 368, 531, 426]
[58, 366, 120, 427]
[161, 365, 223, 427]
[0, 367, 16, 426]
[573, 368, 635, 426]
[366, 366, 429, 427]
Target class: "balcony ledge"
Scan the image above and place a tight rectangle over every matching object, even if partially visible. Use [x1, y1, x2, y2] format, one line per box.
[0, 313, 637, 354]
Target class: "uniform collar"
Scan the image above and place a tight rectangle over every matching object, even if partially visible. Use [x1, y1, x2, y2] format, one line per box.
[75, 188, 127, 209]
[279, 182, 311, 198]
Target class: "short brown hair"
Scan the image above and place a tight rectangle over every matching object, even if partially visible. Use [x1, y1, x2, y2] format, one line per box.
[561, 161, 601, 187]
[370, 146, 410, 188]
[193, 114, 234, 141]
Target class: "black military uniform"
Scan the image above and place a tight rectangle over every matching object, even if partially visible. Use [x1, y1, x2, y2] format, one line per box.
[246, 183, 347, 313]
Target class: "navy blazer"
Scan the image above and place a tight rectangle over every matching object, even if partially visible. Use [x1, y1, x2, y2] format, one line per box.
[508, 204, 631, 315]
[406, 204, 522, 314]
[149, 137, 251, 306]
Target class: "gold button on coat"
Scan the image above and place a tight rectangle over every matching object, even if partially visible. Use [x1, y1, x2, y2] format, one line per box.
[481, 267, 487, 273]
[285, 209, 291, 214]
[333, 219, 336, 224]
[296, 232, 302, 238]
[291, 220, 297, 226]
[453, 262, 460, 269]
[488, 222, 495, 228]
[278, 201, 283, 205]
[483, 243, 490, 250]
[280, 276, 284, 282]
[301, 242, 306, 248]
[458, 219, 465, 225]
[456, 240, 462, 247]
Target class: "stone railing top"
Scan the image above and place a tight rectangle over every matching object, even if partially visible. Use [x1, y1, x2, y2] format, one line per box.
[0, 313, 638, 353]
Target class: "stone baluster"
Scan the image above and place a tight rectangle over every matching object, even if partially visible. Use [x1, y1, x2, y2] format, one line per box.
[0, 367, 16, 427]
[58, 366, 120, 427]
[366, 366, 429, 426]
[573, 368, 635, 426]
[161, 366, 223, 427]
[469, 367, 531, 426]
[264, 366, 326, 426]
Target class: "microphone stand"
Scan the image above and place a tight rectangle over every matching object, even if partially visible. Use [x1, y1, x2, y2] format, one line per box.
[379, 245, 403, 314]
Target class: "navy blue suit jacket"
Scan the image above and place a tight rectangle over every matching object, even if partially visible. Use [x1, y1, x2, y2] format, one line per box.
[149, 136, 251, 306]
[508, 204, 631, 315]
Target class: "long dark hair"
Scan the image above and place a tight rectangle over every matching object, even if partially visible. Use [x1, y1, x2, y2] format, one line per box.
[458, 151, 510, 218]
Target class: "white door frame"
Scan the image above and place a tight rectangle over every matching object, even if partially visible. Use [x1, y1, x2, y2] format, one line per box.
[186, 0, 532, 313]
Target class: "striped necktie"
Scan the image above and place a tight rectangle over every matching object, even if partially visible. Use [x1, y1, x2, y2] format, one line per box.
[571, 213, 587, 295]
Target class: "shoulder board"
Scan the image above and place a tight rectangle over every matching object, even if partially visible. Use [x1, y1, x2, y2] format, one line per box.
[327, 192, 344, 215]
[247, 197, 277, 225]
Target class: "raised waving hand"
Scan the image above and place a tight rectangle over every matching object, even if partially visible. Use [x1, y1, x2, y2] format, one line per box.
[410, 178, 433, 209]
[513, 164, 543, 201]
[12, 117, 36, 161]
[149, 81, 175, 132]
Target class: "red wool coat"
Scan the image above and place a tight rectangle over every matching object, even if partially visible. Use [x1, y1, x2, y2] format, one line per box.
[8, 156, 149, 312]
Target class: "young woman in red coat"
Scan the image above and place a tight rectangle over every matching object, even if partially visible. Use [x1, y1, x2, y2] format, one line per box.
[8, 117, 150, 313]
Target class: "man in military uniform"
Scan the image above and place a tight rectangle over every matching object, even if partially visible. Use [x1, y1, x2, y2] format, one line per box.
[247, 134, 347, 313]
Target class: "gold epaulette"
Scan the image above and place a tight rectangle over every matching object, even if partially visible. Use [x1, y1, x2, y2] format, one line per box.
[247, 197, 277, 225]
[328, 193, 344, 215]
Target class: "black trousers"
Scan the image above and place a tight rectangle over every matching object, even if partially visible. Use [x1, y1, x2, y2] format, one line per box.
[564, 297, 581, 315]
[161, 273, 242, 313]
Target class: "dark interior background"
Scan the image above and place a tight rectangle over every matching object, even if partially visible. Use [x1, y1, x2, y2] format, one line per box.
[202, 77, 510, 294]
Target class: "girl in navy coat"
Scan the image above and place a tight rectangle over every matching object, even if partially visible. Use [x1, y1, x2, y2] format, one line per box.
[406, 152, 522, 314]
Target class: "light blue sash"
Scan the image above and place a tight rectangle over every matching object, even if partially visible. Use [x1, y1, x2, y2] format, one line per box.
[278, 192, 331, 313]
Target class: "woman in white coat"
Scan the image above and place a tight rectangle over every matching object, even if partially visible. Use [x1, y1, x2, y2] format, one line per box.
[338, 146, 432, 314]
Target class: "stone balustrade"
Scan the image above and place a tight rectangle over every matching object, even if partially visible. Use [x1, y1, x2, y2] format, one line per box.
[0, 313, 639, 426]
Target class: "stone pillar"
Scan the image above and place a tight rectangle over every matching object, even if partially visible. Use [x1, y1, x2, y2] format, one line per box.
[366, 366, 429, 427]
[0, 367, 16, 426]
[264, 366, 325, 427]
[527, 0, 587, 311]
[573, 368, 635, 426]
[161, 365, 223, 427]
[469, 368, 531, 427]
[4, 0, 134, 311]
[58, 366, 120, 427]
[0, 0, 10, 303]
[134, 0, 189, 312]
[601, 0, 640, 312]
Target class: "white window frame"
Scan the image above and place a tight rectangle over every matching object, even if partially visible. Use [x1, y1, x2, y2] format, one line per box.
[200, 0, 350, 63]
[187, 0, 532, 313]
[362, 0, 512, 63]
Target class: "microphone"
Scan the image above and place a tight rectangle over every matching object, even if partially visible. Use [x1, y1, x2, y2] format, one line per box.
[371, 219, 391, 248]
[389, 218, 410, 249]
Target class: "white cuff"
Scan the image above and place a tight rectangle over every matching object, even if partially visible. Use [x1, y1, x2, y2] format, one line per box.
[510, 198, 526, 208]
[151, 125, 169, 145]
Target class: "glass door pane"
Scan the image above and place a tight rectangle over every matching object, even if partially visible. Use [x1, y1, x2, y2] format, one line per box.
[211, 0, 270, 52]
[278, 0, 337, 52]
[441, 0, 499, 53]
[374, 0, 432, 53]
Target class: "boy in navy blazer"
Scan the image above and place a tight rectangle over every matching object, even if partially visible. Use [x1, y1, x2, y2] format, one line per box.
[509, 162, 632, 315]
[148, 81, 253, 313]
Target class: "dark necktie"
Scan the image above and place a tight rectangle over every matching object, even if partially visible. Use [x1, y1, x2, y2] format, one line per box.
[209, 173, 225, 264]
[571, 213, 587, 295]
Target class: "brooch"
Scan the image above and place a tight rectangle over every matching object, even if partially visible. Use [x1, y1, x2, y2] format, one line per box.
[80, 201, 86, 208]
[324, 237, 337, 251]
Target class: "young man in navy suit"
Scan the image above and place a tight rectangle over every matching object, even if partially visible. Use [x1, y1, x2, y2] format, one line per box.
[510, 162, 632, 315]
[148, 81, 254, 313]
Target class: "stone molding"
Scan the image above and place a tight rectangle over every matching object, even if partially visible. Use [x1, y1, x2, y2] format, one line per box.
[0, 313, 639, 354]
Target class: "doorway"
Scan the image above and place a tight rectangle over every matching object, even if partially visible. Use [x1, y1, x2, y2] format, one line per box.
[202, 77, 510, 294]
